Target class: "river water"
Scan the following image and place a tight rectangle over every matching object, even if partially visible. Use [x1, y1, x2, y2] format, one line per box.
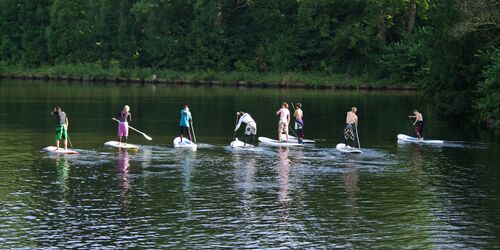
[0, 80, 498, 248]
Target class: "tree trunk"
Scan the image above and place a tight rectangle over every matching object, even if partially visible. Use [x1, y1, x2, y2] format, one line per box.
[407, 0, 416, 33]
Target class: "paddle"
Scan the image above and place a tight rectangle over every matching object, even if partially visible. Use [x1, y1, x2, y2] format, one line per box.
[190, 122, 197, 143]
[67, 134, 74, 149]
[355, 125, 361, 149]
[112, 118, 152, 140]
[233, 114, 239, 141]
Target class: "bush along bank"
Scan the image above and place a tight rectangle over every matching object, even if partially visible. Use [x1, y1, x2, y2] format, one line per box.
[0, 64, 416, 91]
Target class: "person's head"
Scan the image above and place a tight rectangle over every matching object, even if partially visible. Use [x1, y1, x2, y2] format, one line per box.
[296, 103, 302, 109]
[182, 104, 189, 111]
[54, 106, 61, 111]
[237, 111, 245, 116]
[281, 102, 286, 108]
[123, 105, 130, 112]
[351, 107, 357, 113]
[413, 109, 418, 114]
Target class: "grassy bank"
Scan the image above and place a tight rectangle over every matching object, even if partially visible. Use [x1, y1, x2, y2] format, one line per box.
[0, 63, 416, 90]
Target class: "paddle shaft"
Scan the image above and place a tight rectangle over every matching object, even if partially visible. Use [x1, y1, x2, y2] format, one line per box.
[67, 134, 73, 149]
[355, 125, 361, 149]
[112, 118, 152, 140]
[191, 122, 197, 143]
[233, 115, 238, 140]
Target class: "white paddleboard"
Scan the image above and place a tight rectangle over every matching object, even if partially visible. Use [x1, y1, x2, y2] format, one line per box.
[43, 146, 79, 155]
[173, 137, 197, 148]
[397, 134, 444, 144]
[336, 143, 362, 154]
[104, 141, 140, 149]
[286, 135, 315, 144]
[258, 137, 304, 147]
[230, 138, 255, 148]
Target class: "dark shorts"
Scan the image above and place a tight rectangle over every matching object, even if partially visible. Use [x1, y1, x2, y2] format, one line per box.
[179, 126, 190, 135]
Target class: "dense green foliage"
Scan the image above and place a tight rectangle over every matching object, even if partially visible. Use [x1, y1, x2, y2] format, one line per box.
[0, 0, 498, 125]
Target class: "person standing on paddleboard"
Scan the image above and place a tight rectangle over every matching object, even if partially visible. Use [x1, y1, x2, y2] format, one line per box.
[294, 103, 304, 144]
[344, 107, 358, 147]
[179, 105, 193, 143]
[277, 102, 290, 143]
[409, 109, 424, 140]
[115, 105, 132, 145]
[234, 112, 257, 146]
[50, 106, 69, 151]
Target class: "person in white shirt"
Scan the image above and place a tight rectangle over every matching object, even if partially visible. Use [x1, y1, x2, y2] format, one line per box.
[234, 112, 257, 146]
[276, 102, 290, 143]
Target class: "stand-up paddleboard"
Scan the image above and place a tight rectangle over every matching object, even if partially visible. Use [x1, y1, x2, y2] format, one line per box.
[336, 143, 362, 154]
[258, 137, 304, 147]
[286, 135, 315, 144]
[173, 137, 197, 148]
[397, 134, 444, 144]
[43, 146, 79, 155]
[230, 138, 255, 149]
[104, 141, 140, 149]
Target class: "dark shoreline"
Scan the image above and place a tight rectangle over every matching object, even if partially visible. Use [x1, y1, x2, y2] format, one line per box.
[0, 73, 418, 91]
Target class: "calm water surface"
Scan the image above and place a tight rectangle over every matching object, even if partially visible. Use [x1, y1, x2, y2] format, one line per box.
[0, 80, 499, 248]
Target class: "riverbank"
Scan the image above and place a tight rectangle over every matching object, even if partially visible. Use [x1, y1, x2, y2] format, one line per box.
[0, 64, 417, 90]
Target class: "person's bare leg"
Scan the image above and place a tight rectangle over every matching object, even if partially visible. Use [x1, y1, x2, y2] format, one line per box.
[64, 139, 68, 150]
[56, 140, 60, 150]
[278, 127, 282, 142]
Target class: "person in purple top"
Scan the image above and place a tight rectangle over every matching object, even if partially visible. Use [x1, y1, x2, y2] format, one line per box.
[115, 105, 132, 145]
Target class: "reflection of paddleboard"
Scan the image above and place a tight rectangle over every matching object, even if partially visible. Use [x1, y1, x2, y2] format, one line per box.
[335, 143, 362, 154]
[104, 141, 140, 149]
[230, 138, 255, 148]
[397, 134, 444, 144]
[43, 146, 79, 155]
[173, 137, 197, 148]
[258, 137, 304, 147]
[286, 135, 315, 144]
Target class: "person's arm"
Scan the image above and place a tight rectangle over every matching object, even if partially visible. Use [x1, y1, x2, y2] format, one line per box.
[65, 117, 69, 128]
[413, 117, 417, 126]
[128, 113, 132, 123]
[287, 111, 290, 124]
[276, 110, 280, 116]
[235, 116, 243, 131]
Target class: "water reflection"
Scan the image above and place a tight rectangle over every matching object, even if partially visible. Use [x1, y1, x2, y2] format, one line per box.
[232, 153, 257, 219]
[117, 149, 131, 208]
[56, 155, 70, 198]
[278, 147, 291, 220]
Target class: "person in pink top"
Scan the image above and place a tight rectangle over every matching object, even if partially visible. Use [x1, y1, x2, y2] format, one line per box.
[115, 105, 132, 145]
[276, 102, 290, 143]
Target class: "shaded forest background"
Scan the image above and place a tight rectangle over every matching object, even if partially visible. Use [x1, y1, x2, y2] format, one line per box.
[0, 0, 498, 126]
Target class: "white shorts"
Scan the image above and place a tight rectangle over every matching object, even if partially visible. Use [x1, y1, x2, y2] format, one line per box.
[245, 122, 257, 135]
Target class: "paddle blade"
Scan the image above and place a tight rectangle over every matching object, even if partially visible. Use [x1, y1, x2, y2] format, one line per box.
[143, 134, 152, 140]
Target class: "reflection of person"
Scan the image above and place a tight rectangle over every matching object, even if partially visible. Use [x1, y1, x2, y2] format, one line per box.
[294, 103, 304, 144]
[234, 112, 257, 146]
[115, 105, 131, 145]
[344, 107, 358, 147]
[409, 109, 424, 139]
[278, 147, 291, 220]
[50, 106, 69, 150]
[276, 102, 290, 143]
[179, 105, 193, 142]
[118, 149, 131, 208]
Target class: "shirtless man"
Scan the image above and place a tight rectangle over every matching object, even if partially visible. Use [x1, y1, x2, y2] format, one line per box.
[344, 107, 358, 147]
[409, 109, 424, 139]
[277, 102, 290, 143]
[294, 103, 304, 144]
[234, 112, 257, 146]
